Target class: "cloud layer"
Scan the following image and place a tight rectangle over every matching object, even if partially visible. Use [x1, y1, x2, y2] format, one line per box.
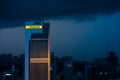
[0, 0, 120, 28]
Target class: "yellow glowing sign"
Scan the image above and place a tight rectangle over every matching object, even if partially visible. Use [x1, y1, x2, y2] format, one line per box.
[25, 25, 42, 29]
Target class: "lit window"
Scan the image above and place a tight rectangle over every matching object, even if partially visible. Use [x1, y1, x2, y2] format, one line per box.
[105, 72, 107, 75]
[100, 72, 103, 75]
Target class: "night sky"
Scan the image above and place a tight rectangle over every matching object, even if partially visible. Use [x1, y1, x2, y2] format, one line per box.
[0, 0, 120, 61]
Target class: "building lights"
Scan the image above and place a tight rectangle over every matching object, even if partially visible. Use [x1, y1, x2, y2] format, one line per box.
[67, 64, 72, 67]
[105, 72, 107, 75]
[99, 72, 107, 75]
[100, 72, 103, 75]
[25, 25, 42, 29]
[5, 74, 12, 76]
[30, 58, 50, 63]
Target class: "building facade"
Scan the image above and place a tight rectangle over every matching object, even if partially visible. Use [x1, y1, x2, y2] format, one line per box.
[25, 21, 50, 80]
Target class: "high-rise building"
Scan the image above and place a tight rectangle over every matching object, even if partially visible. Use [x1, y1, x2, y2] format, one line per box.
[25, 21, 50, 80]
[64, 56, 73, 80]
[107, 51, 119, 79]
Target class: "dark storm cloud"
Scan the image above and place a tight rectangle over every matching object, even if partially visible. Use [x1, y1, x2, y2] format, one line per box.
[0, 21, 24, 29]
[0, 0, 120, 28]
[64, 0, 120, 15]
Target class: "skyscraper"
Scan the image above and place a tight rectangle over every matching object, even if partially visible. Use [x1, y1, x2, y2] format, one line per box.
[25, 21, 50, 80]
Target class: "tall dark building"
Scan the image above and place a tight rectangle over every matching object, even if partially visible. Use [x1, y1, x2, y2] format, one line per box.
[107, 51, 119, 79]
[25, 21, 50, 80]
[64, 56, 73, 80]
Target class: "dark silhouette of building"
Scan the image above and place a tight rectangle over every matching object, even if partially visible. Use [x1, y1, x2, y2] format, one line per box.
[94, 58, 109, 80]
[0, 53, 25, 80]
[64, 56, 73, 80]
[50, 52, 57, 80]
[107, 51, 119, 79]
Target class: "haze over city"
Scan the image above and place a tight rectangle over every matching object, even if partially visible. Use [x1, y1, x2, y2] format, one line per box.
[0, 0, 120, 61]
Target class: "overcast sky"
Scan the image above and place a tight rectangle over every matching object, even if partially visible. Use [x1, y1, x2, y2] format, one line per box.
[0, 0, 120, 61]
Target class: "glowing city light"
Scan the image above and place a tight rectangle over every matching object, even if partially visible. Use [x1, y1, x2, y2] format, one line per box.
[100, 72, 103, 75]
[25, 25, 42, 29]
[105, 72, 107, 75]
[5, 74, 12, 76]
[30, 58, 50, 63]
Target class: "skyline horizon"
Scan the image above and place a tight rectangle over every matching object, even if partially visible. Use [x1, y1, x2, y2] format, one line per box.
[0, 49, 119, 62]
[0, 13, 120, 62]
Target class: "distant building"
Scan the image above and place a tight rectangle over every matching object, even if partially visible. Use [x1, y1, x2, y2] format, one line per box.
[94, 58, 109, 80]
[50, 63, 56, 80]
[50, 52, 57, 80]
[93, 51, 119, 80]
[76, 72, 83, 80]
[107, 51, 119, 79]
[94, 58, 108, 65]
[84, 64, 96, 80]
[64, 56, 73, 80]
[55, 57, 64, 80]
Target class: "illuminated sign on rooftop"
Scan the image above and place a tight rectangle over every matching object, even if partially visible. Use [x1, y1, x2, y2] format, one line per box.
[25, 25, 42, 29]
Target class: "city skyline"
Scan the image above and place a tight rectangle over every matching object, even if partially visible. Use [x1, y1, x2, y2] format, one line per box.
[0, 0, 120, 62]
[0, 16, 120, 62]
